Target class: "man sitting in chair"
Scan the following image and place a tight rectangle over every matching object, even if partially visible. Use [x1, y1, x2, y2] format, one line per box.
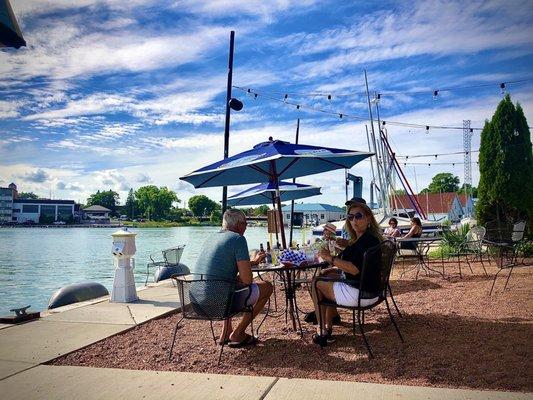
[194, 209, 273, 348]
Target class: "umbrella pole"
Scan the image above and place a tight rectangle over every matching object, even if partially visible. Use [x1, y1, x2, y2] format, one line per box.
[270, 196, 280, 247]
[289, 118, 300, 248]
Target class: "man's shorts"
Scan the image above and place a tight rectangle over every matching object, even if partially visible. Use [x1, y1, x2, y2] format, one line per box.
[231, 283, 260, 312]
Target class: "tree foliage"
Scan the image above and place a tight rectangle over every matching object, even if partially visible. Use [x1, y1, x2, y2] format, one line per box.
[135, 185, 179, 220]
[458, 183, 478, 198]
[253, 205, 270, 216]
[425, 173, 460, 193]
[477, 95, 533, 224]
[18, 192, 39, 199]
[124, 188, 138, 219]
[86, 190, 120, 216]
[188, 195, 220, 217]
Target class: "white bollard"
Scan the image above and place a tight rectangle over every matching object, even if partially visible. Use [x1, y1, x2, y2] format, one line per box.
[110, 228, 139, 303]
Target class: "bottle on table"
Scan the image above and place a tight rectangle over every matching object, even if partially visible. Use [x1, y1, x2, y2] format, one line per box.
[266, 241, 273, 264]
[259, 243, 264, 253]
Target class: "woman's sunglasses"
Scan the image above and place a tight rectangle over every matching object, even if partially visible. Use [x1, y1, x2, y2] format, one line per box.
[346, 212, 364, 221]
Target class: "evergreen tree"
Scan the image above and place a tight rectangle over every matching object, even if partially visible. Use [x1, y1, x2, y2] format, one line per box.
[124, 188, 137, 219]
[477, 95, 533, 225]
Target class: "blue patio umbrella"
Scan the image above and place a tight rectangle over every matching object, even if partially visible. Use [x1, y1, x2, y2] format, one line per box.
[180, 139, 373, 248]
[227, 181, 321, 207]
[0, 0, 26, 49]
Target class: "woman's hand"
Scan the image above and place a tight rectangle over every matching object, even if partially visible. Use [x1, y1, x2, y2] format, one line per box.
[318, 247, 333, 263]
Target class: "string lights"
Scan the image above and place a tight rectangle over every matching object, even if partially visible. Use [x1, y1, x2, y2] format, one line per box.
[234, 86, 483, 131]
[234, 78, 531, 101]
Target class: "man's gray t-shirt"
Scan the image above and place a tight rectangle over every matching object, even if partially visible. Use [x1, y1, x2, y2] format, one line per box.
[194, 230, 250, 281]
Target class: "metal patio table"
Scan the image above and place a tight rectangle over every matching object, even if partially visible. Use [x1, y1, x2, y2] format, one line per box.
[252, 261, 327, 336]
[396, 237, 444, 279]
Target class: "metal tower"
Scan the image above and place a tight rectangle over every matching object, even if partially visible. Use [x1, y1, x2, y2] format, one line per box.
[463, 120, 472, 216]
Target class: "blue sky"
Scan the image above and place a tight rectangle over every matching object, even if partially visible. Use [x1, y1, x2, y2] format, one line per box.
[1, 0, 532, 207]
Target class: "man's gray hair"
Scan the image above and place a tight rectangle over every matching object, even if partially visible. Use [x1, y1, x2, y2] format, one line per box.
[222, 209, 246, 230]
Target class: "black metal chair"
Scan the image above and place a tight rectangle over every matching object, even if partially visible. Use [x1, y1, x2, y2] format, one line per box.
[145, 246, 185, 285]
[168, 274, 254, 365]
[314, 240, 404, 358]
[484, 220, 528, 294]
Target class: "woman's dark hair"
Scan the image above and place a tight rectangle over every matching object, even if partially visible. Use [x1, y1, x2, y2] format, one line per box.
[388, 218, 398, 225]
[411, 217, 422, 227]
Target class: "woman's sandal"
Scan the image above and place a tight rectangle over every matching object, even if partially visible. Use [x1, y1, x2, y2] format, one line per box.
[228, 333, 258, 348]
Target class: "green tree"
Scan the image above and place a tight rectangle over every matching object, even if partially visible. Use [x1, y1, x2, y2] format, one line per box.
[135, 185, 179, 220]
[188, 195, 220, 217]
[253, 205, 269, 216]
[18, 192, 39, 199]
[124, 188, 138, 219]
[424, 173, 460, 193]
[86, 190, 120, 216]
[210, 209, 222, 224]
[477, 95, 533, 224]
[458, 183, 478, 198]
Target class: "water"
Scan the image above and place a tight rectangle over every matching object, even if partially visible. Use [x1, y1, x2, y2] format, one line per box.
[0, 226, 311, 314]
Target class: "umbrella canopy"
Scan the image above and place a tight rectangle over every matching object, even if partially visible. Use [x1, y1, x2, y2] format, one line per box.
[0, 0, 26, 49]
[180, 140, 373, 188]
[227, 181, 321, 207]
[180, 139, 373, 248]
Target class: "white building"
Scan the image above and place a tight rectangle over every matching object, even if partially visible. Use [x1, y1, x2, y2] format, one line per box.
[0, 183, 75, 224]
[83, 205, 111, 222]
[281, 203, 345, 226]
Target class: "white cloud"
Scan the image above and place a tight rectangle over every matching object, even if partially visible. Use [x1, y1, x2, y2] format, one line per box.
[0, 100, 23, 119]
[288, 0, 533, 78]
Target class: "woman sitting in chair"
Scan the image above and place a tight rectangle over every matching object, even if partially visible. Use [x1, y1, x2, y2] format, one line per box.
[311, 200, 383, 346]
[399, 217, 423, 250]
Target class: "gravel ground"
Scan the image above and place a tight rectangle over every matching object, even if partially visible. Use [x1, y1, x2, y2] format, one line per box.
[52, 260, 533, 392]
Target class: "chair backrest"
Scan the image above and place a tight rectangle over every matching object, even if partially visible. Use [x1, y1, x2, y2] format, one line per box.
[485, 219, 513, 243]
[163, 246, 185, 265]
[512, 221, 526, 242]
[360, 240, 396, 298]
[466, 226, 486, 250]
[173, 274, 236, 321]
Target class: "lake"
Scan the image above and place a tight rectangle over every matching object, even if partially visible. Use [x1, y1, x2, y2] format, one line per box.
[0, 226, 312, 314]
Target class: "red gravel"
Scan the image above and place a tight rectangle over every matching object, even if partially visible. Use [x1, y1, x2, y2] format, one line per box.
[51, 261, 533, 392]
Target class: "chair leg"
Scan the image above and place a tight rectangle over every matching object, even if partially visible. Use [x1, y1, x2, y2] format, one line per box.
[489, 268, 504, 295]
[385, 298, 404, 342]
[356, 310, 373, 359]
[503, 266, 515, 290]
[388, 284, 402, 317]
[168, 316, 183, 361]
[479, 255, 488, 276]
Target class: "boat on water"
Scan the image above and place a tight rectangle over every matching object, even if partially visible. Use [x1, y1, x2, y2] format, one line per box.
[312, 211, 443, 237]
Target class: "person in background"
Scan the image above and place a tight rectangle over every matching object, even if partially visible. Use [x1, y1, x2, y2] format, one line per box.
[193, 209, 272, 348]
[384, 217, 401, 238]
[311, 200, 383, 346]
[399, 217, 423, 250]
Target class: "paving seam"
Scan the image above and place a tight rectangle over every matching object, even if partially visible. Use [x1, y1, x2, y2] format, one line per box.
[126, 305, 137, 325]
[0, 363, 40, 382]
[259, 377, 279, 400]
[36, 320, 135, 326]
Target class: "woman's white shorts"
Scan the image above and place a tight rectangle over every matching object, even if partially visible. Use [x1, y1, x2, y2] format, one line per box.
[332, 282, 379, 307]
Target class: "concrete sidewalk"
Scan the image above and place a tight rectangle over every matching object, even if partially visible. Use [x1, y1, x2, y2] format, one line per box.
[0, 281, 178, 380]
[0, 280, 530, 400]
[0, 365, 529, 400]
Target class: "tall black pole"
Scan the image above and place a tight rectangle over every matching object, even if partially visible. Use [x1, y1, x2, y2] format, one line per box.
[288, 118, 300, 247]
[222, 31, 235, 214]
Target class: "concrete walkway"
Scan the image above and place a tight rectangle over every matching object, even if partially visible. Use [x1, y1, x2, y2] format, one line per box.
[0, 281, 530, 400]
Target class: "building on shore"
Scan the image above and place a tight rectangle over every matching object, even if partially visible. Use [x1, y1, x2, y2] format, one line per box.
[82, 205, 111, 223]
[281, 203, 345, 226]
[390, 193, 476, 223]
[0, 183, 76, 224]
